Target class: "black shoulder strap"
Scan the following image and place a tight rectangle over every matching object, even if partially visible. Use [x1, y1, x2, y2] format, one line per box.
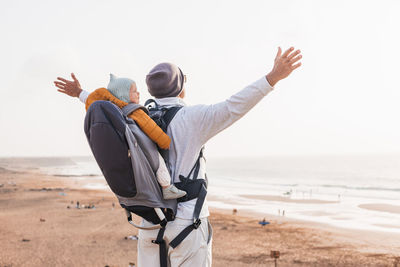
[161, 106, 183, 132]
[144, 98, 183, 133]
[155, 105, 183, 173]
[179, 148, 203, 182]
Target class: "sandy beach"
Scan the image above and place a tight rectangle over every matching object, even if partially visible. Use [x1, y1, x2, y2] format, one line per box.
[1, 166, 399, 267]
[359, 204, 400, 215]
[239, 194, 339, 204]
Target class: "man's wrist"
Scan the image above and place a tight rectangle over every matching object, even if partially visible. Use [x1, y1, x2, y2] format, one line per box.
[76, 88, 83, 98]
[266, 72, 279, 87]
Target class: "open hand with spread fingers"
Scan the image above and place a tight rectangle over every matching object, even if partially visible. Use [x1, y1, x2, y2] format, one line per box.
[54, 73, 83, 98]
[266, 47, 302, 87]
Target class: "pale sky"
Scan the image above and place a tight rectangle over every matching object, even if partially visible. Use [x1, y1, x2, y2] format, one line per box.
[1, 0, 399, 157]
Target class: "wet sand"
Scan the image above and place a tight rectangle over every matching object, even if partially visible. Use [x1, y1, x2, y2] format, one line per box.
[239, 194, 339, 204]
[359, 203, 400, 214]
[0, 167, 399, 266]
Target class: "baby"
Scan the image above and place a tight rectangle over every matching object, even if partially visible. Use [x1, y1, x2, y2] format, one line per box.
[85, 74, 186, 200]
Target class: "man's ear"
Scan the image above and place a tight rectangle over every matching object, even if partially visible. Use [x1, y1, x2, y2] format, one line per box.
[178, 88, 186, 99]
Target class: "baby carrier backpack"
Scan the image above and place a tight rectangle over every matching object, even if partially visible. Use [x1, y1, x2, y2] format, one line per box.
[84, 100, 176, 266]
[85, 100, 208, 267]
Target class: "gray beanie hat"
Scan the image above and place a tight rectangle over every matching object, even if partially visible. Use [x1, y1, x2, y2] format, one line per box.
[146, 63, 184, 98]
[107, 74, 135, 103]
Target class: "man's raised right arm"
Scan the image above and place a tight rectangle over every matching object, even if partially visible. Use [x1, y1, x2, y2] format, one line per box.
[192, 47, 302, 144]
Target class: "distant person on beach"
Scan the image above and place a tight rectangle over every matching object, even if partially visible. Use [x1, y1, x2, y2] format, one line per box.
[55, 46, 302, 267]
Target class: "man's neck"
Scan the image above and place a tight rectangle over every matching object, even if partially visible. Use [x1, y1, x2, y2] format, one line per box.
[154, 97, 186, 107]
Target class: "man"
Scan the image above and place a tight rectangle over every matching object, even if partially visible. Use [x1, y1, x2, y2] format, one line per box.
[55, 46, 302, 266]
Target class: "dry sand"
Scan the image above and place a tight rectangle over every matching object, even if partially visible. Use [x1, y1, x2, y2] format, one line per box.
[1, 167, 399, 267]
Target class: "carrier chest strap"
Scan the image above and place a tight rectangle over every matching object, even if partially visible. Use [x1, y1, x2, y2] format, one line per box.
[169, 182, 207, 249]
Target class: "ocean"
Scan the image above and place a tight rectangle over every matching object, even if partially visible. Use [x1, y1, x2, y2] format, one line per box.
[2, 155, 399, 233]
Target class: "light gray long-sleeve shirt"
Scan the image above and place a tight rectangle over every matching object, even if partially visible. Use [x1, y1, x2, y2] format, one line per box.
[79, 76, 273, 219]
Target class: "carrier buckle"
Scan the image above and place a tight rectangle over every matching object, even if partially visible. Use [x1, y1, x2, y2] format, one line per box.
[193, 219, 201, 229]
[152, 239, 165, 244]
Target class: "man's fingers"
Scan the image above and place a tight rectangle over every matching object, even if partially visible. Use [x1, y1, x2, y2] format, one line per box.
[54, 82, 65, 89]
[287, 50, 301, 60]
[57, 77, 70, 83]
[282, 47, 294, 58]
[71, 73, 78, 82]
[54, 83, 65, 90]
[54, 81, 65, 86]
[275, 47, 282, 59]
[290, 55, 302, 64]
[57, 89, 68, 95]
[291, 62, 302, 70]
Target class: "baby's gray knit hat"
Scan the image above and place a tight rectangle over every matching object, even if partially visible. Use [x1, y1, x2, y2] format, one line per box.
[146, 63, 184, 98]
[107, 74, 135, 103]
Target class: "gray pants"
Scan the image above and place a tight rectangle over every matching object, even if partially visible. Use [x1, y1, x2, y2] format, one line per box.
[138, 217, 212, 267]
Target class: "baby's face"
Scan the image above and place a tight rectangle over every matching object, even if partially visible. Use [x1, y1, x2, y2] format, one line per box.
[129, 83, 140, 104]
